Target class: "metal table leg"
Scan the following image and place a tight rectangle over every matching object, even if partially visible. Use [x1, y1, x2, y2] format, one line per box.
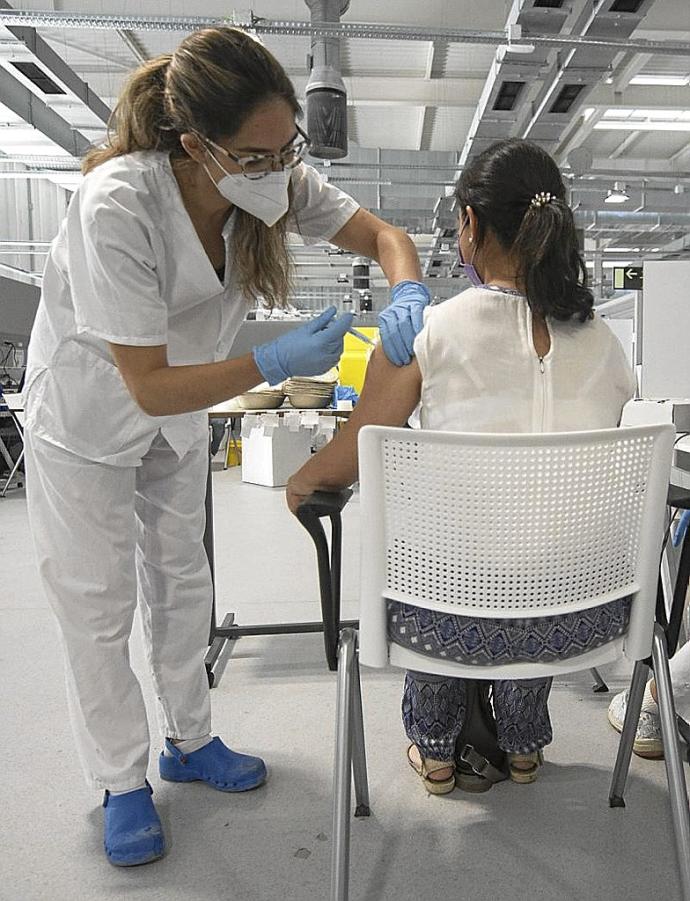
[202, 446, 355, 685]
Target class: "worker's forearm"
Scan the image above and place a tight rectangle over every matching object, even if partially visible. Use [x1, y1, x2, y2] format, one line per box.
[376, 228, 423, 286]
[136, 353, 263, 416]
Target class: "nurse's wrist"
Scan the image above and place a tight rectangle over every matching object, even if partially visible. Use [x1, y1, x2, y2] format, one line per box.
[252, 341, 288, 387]
[390, 280, 431, 304]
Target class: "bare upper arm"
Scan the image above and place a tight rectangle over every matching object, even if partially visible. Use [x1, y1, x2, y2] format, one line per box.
[330, 208, 394, 260]
[347, 344, 422, 430]
[109, 342, 168, 408]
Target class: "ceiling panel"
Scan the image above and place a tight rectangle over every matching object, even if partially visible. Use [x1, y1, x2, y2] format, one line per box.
[426, 106, 475, 153]
[444, 44, 498, 77]
[342, 39, 430, 78]
[582, 130, 641, 157]
[352, 106, 425, 151]
[629, 130, 690, 158]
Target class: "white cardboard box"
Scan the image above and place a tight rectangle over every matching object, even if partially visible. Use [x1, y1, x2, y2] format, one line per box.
[241, 415, 314, 487]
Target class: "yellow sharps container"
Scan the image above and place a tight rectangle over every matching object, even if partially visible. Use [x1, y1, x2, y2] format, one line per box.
[338, 327, 379, 395]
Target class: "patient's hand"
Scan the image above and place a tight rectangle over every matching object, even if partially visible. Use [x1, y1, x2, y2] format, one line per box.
[286, 473, 319, 515]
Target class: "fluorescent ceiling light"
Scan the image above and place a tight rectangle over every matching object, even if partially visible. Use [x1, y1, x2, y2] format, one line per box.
[594, 120, 690, 132]
[586, 261, 642, 270]
[595, 108, 690, 132]
[605, 183, 630, 204]
[630, 75, 690, 87]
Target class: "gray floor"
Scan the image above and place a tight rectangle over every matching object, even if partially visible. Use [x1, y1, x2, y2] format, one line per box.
[1, 466, 684, 901]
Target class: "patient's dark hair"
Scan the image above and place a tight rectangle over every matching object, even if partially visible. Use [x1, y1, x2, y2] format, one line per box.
[455, 138, 593, 322]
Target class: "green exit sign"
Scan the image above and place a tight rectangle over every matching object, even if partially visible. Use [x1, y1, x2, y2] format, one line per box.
[613, 266, 643, 290]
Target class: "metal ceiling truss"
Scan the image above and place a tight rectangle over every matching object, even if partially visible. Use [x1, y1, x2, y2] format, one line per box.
[424, 0, 661, 279]
[1, 5, 689, 292]
[0, 9, 689, 57]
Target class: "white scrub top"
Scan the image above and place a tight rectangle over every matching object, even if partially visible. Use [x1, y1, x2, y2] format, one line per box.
[24, 152, 359, 466]
[413, 287, 636, 433]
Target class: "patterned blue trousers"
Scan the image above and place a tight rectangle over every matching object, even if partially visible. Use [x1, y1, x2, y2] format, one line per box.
[403, 671, 552, 758]
[389, 598, 631, 759]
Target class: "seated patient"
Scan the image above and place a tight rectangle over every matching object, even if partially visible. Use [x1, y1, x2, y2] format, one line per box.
[287, 139, 635, 794]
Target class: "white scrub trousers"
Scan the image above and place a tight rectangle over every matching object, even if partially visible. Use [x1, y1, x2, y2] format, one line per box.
[670, 641, 690, 719]
[25, 430, 213, 792]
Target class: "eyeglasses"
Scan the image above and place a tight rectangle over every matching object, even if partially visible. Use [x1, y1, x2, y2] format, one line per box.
[204, 125, 311, 180]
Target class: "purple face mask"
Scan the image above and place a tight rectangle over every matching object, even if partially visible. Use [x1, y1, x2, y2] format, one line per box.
[457, 220, 484, 287]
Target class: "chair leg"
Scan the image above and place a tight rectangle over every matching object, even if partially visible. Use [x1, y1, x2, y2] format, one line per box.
[652, 623, 690, 901]
[609, 659, 649, 807]
[351, 653, 371, 818]
[590, 667, 609, 693]
[331, 629, 357, 901]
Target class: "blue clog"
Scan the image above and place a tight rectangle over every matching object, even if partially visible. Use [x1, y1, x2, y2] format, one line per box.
[103, 781, 165, 867]
[159, 737, 267, 792]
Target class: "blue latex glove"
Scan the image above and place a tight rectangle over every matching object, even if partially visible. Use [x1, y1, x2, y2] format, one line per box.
[673, 510, 690, 548]
[253, 306, 354, 386]
[378, 280, 431, 366]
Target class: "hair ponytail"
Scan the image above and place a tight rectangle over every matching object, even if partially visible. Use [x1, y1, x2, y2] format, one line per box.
[513, 199, 593, 322]
[455, 138, 594, 323]
[82, 55, 175, 174]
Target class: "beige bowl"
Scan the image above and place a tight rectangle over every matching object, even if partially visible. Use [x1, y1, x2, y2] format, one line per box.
[287, 392, 333, 409]
[239, 392, 286, 410]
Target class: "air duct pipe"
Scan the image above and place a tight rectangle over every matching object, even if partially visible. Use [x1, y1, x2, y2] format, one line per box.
[575, 211, 690, 228]
[352, 256, 371, 311]
[304, 0, 349, 159]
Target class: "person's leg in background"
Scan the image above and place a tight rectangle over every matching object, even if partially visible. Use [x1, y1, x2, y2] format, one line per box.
[402, 671, 464, 794]
[493, 678, 553, 782]
[134, 433, 266, 792]
[609, 638, 690, 759]
[24, 431, 164, 866]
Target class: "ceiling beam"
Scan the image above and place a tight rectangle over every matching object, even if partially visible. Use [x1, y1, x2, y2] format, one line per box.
[669, 140, 690, 165]
[0, 5, 111, 124]
[610, 130, 645, 159]
[417, 39, 448, 151]
[116, 29, 148, 65]
[294, 74, 484, 107]
[587, 84, 690, 110]
[0, 64, 91, 155]
[556, 108, 605, 166]
[611, 52, 653, 92]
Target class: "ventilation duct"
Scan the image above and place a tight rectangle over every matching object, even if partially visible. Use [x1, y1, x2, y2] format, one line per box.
[352, 256, 371, 310]
[549, 83, 586, 114]
[493, 81, 525, 111]
[304, 0, 349, 159]
[9, 61, 65, 95]
[610, 0, 646, 11]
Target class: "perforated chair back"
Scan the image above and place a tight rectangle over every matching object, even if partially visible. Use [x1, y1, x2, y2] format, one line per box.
[358, 425, 674, 677]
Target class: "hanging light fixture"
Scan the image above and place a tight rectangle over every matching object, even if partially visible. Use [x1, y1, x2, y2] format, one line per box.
[604, 182, 630, 204]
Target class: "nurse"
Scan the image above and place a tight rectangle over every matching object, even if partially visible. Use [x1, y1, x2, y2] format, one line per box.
[23, 26, 429, 867]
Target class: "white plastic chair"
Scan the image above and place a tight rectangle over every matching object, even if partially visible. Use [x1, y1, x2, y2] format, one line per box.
[330, 423, 689, 901]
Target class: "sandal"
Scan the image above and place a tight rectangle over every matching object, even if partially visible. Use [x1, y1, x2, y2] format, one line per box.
[406, 744, 455, 795]
[507, 750, 544, 784]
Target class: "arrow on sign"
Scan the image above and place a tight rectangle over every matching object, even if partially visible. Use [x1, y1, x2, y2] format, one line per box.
[626, 268, 637, 279]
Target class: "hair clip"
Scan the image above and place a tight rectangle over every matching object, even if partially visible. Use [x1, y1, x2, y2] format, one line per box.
[530, 191, 554, 209]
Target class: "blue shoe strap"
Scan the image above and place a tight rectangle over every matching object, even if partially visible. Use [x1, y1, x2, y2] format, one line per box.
[164, 738, 189, 764]
[103, 779, 153, 808]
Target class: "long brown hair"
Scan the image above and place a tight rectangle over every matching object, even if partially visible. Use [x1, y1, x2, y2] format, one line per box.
[83, 27, 300, 308]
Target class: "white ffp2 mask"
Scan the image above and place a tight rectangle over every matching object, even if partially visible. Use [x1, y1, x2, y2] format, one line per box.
[204, 154, 290, 227]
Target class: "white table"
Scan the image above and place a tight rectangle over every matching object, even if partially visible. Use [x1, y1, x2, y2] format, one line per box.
[0, 393, 24, 496]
